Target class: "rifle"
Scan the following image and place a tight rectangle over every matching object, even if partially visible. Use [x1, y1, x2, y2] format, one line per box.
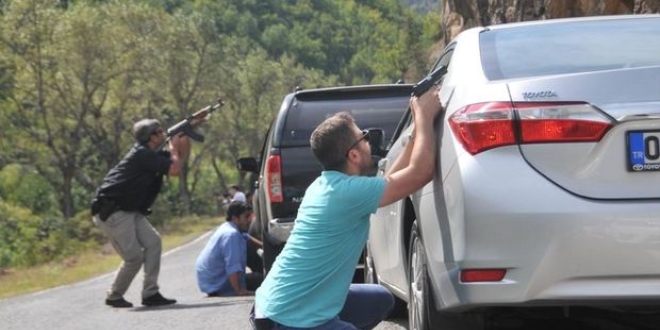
[411, 65, 447, 98]
[166, 98, 224, 142]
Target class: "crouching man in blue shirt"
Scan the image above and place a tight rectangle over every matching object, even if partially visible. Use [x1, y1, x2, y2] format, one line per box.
[251, 88, 444, 329]
[196, 201, 264, 296]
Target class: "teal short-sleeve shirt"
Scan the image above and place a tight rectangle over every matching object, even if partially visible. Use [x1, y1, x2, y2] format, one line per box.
[255, 171, 386, 327]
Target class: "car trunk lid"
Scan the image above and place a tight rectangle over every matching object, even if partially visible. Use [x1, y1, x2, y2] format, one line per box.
[507, 66, 660, 199]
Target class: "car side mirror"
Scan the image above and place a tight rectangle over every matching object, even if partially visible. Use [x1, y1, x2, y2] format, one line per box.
[236, 157, 259, 173]
[366, 128, 387, 157]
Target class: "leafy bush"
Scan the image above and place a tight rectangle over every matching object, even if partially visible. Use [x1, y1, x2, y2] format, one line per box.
[0, 201, 101, 268]
[0, 164, 57, 214]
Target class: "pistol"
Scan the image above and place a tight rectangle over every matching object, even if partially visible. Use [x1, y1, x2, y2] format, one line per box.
[411, 65, 447, 98]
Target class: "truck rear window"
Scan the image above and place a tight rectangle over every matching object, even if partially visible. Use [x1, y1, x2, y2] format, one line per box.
[280, 96, 409, 147]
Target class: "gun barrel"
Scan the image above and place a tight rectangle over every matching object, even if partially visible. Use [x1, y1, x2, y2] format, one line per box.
[411, 65, 447, 97]
[165, 98, 224, 143]
[192, 99, 224, 118]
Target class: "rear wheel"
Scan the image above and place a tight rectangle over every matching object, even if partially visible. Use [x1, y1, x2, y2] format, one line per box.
[408, 220, 433, 330]
[407, 220, 486, 330]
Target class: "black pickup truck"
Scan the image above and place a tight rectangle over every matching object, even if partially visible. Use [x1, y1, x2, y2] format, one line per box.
[237, 84, 412, 275]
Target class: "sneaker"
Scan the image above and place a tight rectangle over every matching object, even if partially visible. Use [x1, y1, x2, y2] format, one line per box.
[142, 292, 177, 306]
[105, 297, 133, 308]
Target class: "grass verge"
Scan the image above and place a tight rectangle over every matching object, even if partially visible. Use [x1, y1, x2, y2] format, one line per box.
[0, 215, 219, 300]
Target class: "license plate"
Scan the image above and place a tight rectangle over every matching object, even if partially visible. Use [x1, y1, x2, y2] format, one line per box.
[627, 130, 660, 172]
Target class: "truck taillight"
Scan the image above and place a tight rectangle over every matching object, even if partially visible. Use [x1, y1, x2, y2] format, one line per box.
[266, 155, 283, 203]
[448, 101, 614, 155]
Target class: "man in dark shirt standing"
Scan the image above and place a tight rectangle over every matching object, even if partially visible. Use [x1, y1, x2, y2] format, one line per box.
[91, 118, 193, 308]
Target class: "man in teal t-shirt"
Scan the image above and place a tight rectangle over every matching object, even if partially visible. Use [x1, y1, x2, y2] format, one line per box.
[253, 88, 444, 330]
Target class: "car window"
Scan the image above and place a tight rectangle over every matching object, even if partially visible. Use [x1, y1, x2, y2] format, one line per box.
[280, 95, 409, 148]
[480, 17, 660, 80]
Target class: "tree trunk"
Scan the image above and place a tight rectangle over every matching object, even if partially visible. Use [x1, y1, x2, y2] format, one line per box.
[61, 174, 75, 218]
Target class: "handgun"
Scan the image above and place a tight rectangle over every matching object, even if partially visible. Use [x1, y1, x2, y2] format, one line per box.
[411, 65, 447, 98]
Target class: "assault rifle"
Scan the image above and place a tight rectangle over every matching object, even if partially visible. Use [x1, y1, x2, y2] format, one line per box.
[411, 65, 447, 98]
[167, 98, 224, 142]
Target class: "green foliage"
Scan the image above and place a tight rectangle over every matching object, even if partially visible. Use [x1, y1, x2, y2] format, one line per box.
[0, 0, 441, 267]
[191, 0, 435, 84]
[0, 164, 57, 214]
[0, 200, 98, 268]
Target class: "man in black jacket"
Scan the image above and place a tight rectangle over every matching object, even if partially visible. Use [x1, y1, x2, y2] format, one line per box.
[91, 118, 192, 308]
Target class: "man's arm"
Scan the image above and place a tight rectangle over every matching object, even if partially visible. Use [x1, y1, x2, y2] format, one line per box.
[167, 134, 190, 176]
[384, 128, 414, 177]
[246, 234, 263, 247]
[379, 88, 443, 207]
[228, 272, 250, 296]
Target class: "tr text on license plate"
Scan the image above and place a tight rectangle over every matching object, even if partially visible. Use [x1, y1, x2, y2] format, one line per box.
[627, 130, 660, 172]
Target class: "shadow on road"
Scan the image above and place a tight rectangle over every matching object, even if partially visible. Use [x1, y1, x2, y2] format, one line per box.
[130, 299, 253, 312]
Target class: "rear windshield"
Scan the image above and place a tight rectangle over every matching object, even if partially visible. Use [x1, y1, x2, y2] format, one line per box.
[280, 94, 409, 147]
[480, 17, 660, 80]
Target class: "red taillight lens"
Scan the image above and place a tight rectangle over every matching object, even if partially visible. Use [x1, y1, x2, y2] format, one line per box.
[449, 101, 613, 155]
[266, 155, 283, 203]
[460, 269, 506, 283]
[448, 102, 516, 154]
[517, 102, 612, 143]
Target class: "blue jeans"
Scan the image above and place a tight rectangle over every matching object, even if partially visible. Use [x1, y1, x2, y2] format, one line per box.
[272, 284, 394, 330]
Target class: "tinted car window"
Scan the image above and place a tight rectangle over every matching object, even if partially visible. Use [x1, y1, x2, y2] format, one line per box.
[280, 96, 409, 147]
[480, 17, 660, 80]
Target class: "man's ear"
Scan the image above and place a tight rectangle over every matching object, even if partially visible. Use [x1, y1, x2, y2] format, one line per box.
[346, 148, 359, 162]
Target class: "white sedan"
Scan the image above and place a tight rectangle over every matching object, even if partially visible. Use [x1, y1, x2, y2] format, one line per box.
[367, 14, 660, 330]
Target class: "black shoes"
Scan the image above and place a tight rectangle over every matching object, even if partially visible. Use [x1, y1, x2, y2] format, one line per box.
[105, 292, 176, 307]
[142, 292, 177, 306]
[105, 297, 133, 308]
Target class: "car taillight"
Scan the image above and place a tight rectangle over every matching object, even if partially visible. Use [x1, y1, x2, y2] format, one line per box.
[266, 155, 283, 203]
[448, 101, 614, 155]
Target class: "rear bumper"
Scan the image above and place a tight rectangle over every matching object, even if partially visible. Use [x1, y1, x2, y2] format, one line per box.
[423, 148, 660, 311]
[428, 207, 660, 311]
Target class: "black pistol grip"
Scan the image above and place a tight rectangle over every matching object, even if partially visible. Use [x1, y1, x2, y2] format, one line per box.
[411, 79, 433, 98]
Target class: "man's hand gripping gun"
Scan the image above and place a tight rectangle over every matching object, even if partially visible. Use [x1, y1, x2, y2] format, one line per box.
[167, 98, 224, 142]
[411, 65, 447, 98]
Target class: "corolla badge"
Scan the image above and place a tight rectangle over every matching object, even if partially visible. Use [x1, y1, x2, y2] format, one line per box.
[522, 90, 558, 100]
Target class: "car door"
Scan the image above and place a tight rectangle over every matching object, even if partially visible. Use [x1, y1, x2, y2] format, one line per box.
[369, 46, 455, 292]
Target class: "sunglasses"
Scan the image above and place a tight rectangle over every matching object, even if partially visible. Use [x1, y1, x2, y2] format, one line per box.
[345, 130, 370, 157]
[152, 128, 164, 136]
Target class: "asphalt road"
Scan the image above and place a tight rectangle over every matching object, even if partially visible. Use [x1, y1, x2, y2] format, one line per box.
[1, 232, 658, 330]
[0, 232, 405, 330]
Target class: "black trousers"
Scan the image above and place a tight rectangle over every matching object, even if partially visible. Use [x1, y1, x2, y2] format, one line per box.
[247, 242, 264, 274]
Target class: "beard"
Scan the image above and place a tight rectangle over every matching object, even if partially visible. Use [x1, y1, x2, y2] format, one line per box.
[358, 149, 373, 175]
